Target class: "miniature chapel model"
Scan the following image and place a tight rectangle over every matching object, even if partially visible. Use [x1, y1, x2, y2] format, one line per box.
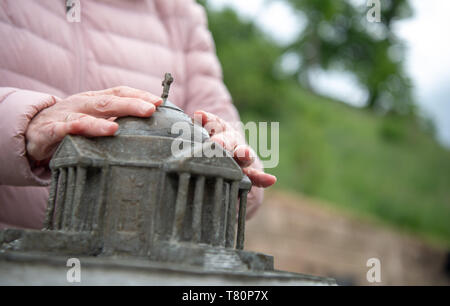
[0, 74, 335, 285]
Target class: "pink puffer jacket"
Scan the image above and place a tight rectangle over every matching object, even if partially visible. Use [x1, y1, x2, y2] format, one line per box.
[0, 0, 263, 229]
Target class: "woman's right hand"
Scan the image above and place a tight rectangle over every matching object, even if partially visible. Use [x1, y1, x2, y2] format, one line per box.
[25, 86, 163, 162]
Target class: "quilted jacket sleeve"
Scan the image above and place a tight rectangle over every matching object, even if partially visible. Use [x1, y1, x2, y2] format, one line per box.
[0, 87, 56, 186]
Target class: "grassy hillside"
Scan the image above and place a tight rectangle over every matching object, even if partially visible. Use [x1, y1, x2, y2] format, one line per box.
[243, 84, 450, 246]
[203, 4, 450, 246]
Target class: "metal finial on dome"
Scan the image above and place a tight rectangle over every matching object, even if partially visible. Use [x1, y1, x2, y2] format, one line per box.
[161, 73, 174, 104]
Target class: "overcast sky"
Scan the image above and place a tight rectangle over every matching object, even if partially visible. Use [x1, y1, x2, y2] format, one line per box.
[209, 0, 450, 148]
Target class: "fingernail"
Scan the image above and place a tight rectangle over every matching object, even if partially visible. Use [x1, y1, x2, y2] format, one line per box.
[141, 103, 155, 115]
[102, 122, 117, 134]
[146, 94, 163, 106]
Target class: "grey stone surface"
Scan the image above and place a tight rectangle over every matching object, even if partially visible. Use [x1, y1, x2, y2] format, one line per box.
[0, 252, 336, 286]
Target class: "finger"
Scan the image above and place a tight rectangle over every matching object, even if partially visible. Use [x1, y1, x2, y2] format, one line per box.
[208, 134, 226, 149]
[48, 121, 78, 143]
[79, 95, 156, 118]
[28, 119, 89, 161]
[85, 86, 163, 106]
[233, 144, 255, 168]
[242, 167, 277, 188]
[31, 116, 118, 161]
[194, 110, 228, 135]
[66, 115, 119, 137]
[209, 131, 239, 152]
[26, 121, 72, 161]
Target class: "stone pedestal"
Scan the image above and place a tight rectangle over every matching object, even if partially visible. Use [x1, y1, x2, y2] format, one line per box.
[0, 251, 336, 286]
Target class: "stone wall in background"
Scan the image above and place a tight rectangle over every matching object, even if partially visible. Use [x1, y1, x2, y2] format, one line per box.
[245, 190, 450, 286]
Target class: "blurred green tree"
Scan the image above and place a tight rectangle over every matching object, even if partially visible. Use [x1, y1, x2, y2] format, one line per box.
[198, 0, 286, 119]
[283, 0, 414, 113]
[197, 0, 450, 245]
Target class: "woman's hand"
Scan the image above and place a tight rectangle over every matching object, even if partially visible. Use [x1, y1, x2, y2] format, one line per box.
[193, 110, 277, 188]
[25, 86, 163, 162]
